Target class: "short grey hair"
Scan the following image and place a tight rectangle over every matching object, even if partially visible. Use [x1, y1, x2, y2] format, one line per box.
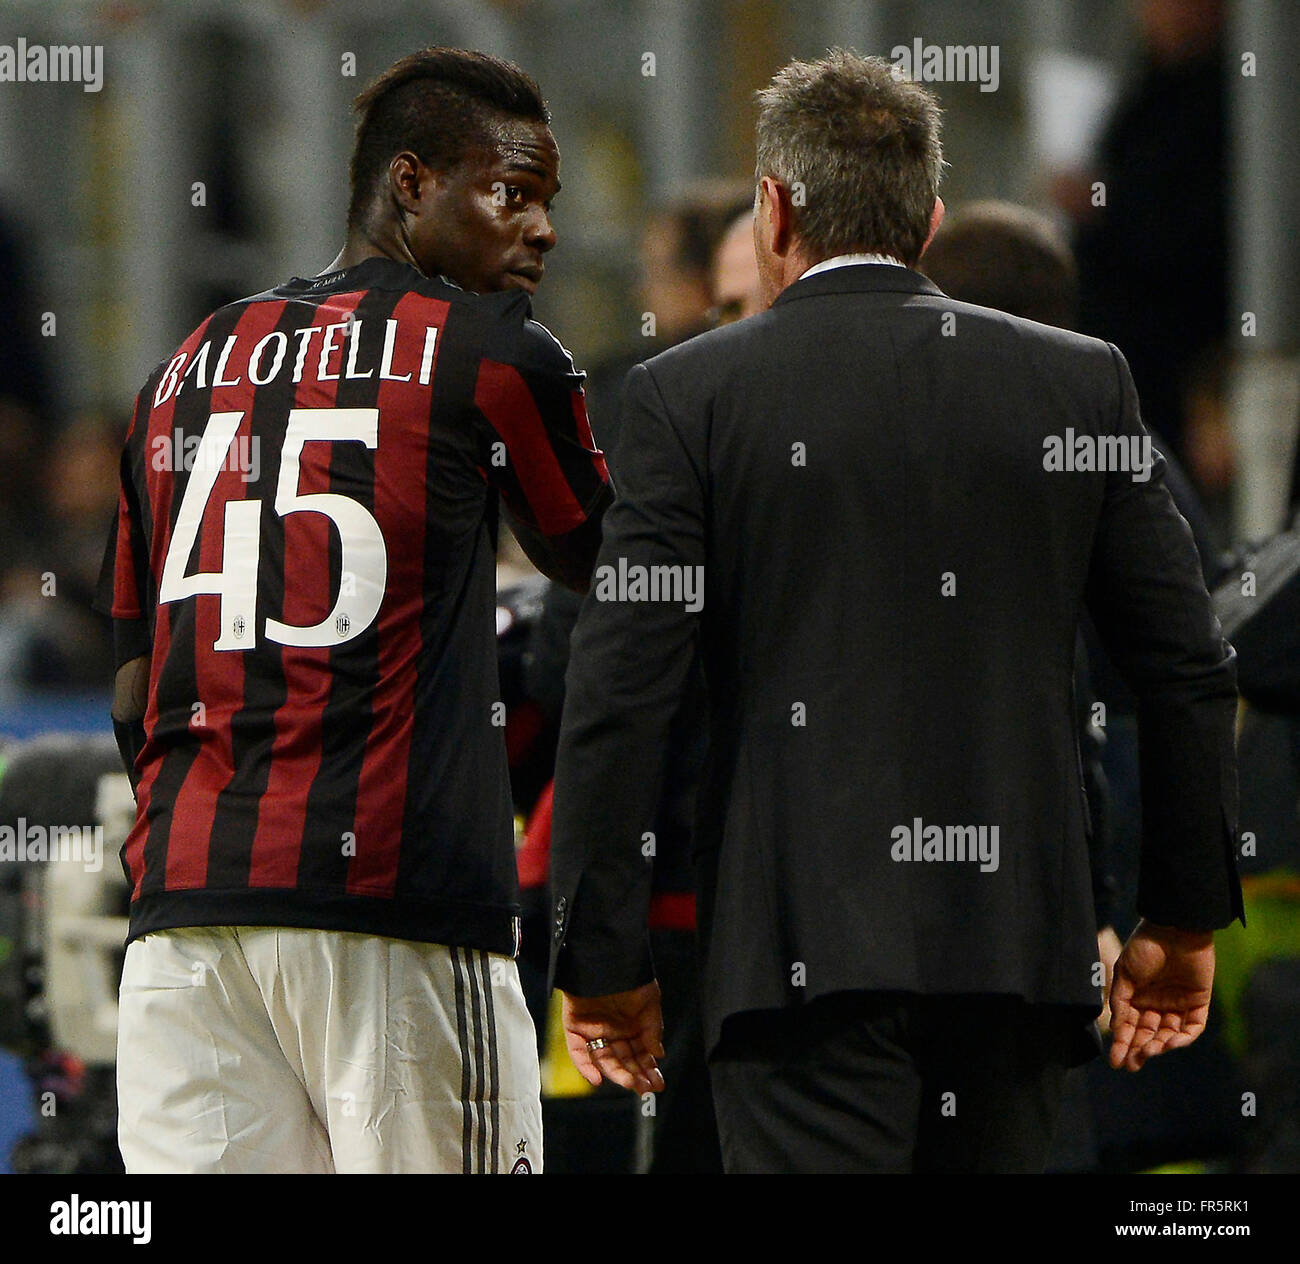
[755, 49, 944, 266]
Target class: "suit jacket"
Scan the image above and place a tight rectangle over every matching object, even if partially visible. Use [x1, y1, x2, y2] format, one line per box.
[549, 264, 1243, 1057]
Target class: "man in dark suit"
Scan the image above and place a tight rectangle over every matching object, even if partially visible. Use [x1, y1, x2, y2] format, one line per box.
[548, 50, 1244, 1173]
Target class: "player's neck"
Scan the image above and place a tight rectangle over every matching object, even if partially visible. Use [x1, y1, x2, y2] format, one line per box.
[322, 225, 420, 277]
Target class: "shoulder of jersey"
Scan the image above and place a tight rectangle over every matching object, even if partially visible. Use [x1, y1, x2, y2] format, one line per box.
[423, 276, 583, 384]
[334, 263, 580, 381]
[489, 302, 584, 385]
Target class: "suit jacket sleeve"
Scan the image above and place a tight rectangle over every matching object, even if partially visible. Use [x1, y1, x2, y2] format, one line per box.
[549, 361, 705, 995]
[1084, 344, 1244, 930]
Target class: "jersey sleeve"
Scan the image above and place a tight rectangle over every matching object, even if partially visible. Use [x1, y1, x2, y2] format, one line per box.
[94, 398, 153, 670]
[471, 313, 610, 536]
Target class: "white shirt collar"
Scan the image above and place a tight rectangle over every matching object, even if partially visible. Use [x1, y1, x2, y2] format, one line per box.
[800, 252, 905, 280]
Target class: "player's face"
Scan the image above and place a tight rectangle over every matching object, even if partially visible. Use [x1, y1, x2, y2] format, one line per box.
[412, 118, 560, 296]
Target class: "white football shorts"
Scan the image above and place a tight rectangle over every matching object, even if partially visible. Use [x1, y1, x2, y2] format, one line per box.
[116, 925, 542, 1173]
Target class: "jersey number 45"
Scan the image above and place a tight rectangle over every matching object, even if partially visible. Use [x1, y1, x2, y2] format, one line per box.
[158, 407, 387, 651]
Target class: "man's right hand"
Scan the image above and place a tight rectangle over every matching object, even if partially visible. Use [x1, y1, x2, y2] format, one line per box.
[561, 982, 666, 1095]
[1108, 919, 1215, 1072]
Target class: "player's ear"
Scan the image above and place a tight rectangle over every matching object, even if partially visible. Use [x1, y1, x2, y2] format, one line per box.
[387, 151, 427, 214]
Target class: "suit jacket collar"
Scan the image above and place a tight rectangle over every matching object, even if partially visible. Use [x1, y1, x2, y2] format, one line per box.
[772, 263, 945, 306]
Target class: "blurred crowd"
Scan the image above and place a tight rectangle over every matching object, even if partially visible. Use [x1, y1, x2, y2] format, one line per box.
[0, 207, 117, 698]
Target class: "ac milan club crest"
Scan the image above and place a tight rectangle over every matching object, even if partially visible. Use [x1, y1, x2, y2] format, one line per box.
[511, 1138, 533, 1173]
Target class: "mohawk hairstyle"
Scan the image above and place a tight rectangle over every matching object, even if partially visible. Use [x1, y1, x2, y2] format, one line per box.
[347, 47, 549, 231]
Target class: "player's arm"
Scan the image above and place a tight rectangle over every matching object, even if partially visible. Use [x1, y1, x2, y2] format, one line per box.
[473, 319, 612, 592]
[94, 409, 154, 793]
[112, 655, 150, 793]
[502, 494, 610, 593]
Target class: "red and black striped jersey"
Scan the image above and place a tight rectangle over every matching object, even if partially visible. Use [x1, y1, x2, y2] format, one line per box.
[97, 256, 609, 954]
